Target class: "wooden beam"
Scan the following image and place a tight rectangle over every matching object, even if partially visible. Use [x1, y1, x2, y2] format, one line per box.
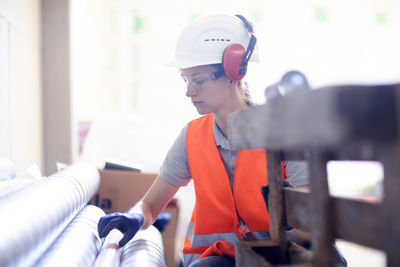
[235, 240, 278, 267]
[284, 189, 383, 250]
[265, 151, 287, 257]
[308, 152, 336, 267]
[334, 196, 382, 250]
[228, 85, 398, 151]
[283, 188, 311, 232]
[381, 145, 400, 267]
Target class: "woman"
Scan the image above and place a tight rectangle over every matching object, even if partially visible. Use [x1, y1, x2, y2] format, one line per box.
[97, 14, 309, 267]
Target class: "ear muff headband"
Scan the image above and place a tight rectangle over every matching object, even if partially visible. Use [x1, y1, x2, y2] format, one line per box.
[222, 15, 257, 81]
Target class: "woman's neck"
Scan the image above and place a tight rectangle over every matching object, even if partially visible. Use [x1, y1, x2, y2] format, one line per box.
[214, 115, 228, 138]
[214, 100, 247, 139]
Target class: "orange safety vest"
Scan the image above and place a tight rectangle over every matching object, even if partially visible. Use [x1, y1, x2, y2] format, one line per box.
[183, 114, 270, 266]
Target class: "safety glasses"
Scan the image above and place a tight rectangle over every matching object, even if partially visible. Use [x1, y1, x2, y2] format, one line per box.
[181, 70, 224, 90]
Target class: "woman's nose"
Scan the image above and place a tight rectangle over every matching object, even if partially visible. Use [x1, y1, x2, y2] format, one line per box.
[186, 84, 197, 97]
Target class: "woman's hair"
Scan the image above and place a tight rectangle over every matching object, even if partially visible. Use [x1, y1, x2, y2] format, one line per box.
[211, 63, 255, 107]
[238, 80, 255, 107]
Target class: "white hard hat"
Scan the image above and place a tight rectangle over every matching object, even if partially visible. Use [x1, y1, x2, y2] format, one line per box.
[166, 14, 259, 69]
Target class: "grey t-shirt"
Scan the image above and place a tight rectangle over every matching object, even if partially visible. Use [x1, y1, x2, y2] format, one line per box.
[159, 120, 309, 188]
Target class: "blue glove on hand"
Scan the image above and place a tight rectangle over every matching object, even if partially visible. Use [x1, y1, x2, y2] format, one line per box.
[152, 212, 171, 233]
[98, 212, 144, 247]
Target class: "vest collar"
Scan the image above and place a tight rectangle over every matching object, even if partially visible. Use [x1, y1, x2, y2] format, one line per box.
[213, 119, 232, 150]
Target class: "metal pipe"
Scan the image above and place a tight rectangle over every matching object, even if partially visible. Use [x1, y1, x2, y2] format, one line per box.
[0, 162, 100, 267]
[0, 158, 16, 181]
[34, 205, 104, 267]
[0, 179, 35, 198]
[121, 225, 166, 267]
[92, 229, 123, 267]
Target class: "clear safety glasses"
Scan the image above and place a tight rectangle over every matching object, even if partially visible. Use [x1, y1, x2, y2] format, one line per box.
[181, 70, 224, 90]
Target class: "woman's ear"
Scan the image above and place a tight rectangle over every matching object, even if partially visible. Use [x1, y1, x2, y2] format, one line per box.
[228, 79, 239, 87]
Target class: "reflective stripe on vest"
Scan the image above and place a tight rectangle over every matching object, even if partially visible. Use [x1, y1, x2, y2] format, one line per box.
[183, 114, 270, 265]
[185, 221, 271, 248]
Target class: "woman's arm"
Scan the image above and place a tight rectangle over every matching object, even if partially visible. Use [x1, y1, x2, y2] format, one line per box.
[129, 176, 180, 229]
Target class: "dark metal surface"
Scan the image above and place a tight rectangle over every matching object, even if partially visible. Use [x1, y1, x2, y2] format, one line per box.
[0, 162, 100, 267]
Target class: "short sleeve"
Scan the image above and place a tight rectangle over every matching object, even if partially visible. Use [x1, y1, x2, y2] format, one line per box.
[285, 160, 309, 187]
[158, 124, 192, 187]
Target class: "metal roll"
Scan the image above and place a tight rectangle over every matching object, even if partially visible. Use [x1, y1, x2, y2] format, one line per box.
[92, 229, 123, 267]
[0, 162, 100, 267]
[35, 205, 104, 267]
[121, 225, 166, 267]
[0, 158, 16, 181]
[0, 179, 35, 198]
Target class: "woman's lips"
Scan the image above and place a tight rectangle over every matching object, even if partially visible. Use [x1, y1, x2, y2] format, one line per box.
[192, 101, 203, 106]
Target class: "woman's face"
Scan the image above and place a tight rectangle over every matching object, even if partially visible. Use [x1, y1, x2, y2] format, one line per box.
[180, 65, 232, 115]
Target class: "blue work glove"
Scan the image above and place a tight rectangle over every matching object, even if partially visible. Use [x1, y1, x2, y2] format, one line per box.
[153, 212, 171, 233]
[98, 212, 144, 247]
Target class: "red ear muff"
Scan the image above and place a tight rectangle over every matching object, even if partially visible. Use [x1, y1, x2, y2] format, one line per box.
[223, 43, 247, 81]
[221, 15, 257, 81]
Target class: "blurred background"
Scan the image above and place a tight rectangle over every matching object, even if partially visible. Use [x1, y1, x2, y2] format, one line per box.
[1, 0, 399, 265]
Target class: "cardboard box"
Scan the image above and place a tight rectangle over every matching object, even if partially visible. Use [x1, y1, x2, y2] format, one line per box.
[89, 170, 179, 267]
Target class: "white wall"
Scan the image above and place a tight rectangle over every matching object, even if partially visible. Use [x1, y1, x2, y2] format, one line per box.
[73, 0, 400, 176]
[72, 0, 400, 124]
[0, 0, 42, 173]
[0, 16, 10, 158]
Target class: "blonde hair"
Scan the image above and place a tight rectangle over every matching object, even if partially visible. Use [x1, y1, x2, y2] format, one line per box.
[210, 64, 255, 106]
[238, 80, 255, 107]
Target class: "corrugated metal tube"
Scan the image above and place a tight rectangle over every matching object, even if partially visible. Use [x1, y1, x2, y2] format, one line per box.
[0, 158, 16, 181]
[92, 229, 123, 267]
[34, 205, 104, 267]
[0, 162, 100, 267]
[0, 179, 35, 198]
[121, 226, 166, 267]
